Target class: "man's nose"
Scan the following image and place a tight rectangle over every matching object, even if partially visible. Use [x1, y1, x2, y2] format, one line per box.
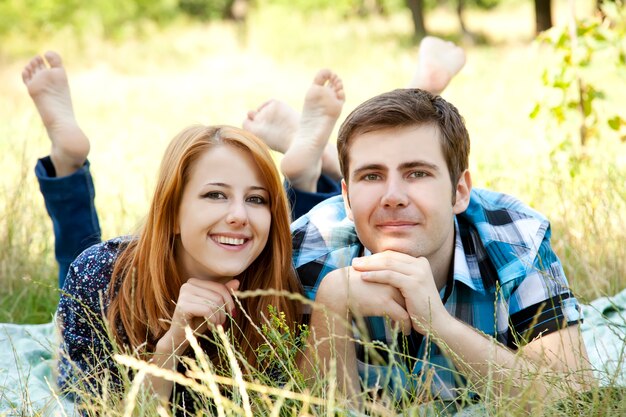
[380, 176, 408, 207]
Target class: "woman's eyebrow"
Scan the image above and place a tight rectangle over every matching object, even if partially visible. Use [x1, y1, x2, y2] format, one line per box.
[205, 182, 229, 187]
[204, 182, 268, 193]
[249, 185, 269, 192]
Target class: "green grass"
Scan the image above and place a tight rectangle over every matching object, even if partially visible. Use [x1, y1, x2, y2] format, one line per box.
[0, 0, 625, 414]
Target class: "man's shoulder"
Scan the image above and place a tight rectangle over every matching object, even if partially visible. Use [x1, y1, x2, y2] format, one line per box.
[291, 195, 359, 253]
[290, 196, 361, 294]
[456, 189, 557, 291]
[467, 188, 548, 223]
[462, 188, 550, 245]
[291, 195, 349, 230]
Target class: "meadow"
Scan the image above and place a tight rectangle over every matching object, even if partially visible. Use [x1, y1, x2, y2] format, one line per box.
[0, 0, 625, 414]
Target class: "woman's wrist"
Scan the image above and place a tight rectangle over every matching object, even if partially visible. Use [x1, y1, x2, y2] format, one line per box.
[155, 329, 188, 356]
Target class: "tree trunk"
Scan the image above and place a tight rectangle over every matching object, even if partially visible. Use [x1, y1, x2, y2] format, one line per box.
[456, 0, 478, 44]
[405, 0, 427, 40]
[534, 0, 553, 34]
[224, 0, 249, 22]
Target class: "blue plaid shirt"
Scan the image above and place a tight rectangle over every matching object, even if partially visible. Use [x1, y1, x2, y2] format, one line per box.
[291, 188, 582, 400]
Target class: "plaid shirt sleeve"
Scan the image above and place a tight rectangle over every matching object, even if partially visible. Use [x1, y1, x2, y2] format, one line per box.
[463, 189, 583, 348]
[506, 230, 583, 346]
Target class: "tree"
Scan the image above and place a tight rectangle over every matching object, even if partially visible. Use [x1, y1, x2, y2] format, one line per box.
[405, 0, 427, 39]
[456, 0, 479, 43]
[534, 0, 553, 34]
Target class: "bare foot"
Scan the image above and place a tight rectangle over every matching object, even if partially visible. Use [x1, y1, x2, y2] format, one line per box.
[280, 69, 345, 192]
[243, 99, 299, 154]
[408, 36, 466, 95]
[243, 98, 343, 182]
[22, 51, 89, 177]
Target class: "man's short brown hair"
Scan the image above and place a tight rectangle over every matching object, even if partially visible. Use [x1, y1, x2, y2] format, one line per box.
[337, 88, 470, 187]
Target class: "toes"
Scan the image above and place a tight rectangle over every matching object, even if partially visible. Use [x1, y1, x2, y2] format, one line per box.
[328, 73, 345, 100]
[335, 83, 346, 101]
[44, 51, 63, 68]
[35, 55, 46, 72]
[256, 99, 273, 113]
[24, 56, 44, 81]
[22, 68, 30, 84]
[312, 69, 333, 86]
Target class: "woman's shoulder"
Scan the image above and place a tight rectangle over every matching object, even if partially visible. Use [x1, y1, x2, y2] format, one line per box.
[63, 236, 134, 297]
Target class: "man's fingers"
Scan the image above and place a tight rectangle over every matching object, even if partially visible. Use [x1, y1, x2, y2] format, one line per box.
[382, 302, 411, 335]
[359, 269, 404, 287]
[351, 251, 425, 275]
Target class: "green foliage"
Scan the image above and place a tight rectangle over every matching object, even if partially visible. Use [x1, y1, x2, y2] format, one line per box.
[466, 0, 501, 10]
[531, 1, 626, 147]
[178, 0, 233, 21]
[258, 0, 407, 17]
[527, 2, 626, 300]
[0, 0, 176, 40]
[257, 305, 309, 384]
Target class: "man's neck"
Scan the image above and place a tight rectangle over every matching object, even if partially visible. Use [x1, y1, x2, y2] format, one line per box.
[429, 228, 456, 292]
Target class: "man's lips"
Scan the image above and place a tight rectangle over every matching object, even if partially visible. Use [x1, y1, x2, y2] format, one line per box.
[376, 221, 419, 228]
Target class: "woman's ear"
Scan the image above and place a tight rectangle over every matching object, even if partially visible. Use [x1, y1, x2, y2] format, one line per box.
[453, 170, 472, 214]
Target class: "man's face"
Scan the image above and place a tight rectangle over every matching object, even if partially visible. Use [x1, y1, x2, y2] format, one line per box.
[342, 124, 470, 263]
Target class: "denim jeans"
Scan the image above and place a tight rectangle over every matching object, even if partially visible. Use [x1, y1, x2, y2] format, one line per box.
[286, 173, 341, 221]
[35, 157, 101, 288]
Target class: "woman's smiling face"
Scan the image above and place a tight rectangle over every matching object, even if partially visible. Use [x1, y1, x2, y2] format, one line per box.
[175, 144, 271, 283]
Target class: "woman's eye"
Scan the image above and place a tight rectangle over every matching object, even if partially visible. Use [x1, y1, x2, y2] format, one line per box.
[204, 192, 226, 200]
[247, 196, 267, 205]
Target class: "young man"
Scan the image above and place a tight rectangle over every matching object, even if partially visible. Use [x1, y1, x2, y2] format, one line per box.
[292, 88, 593, 408]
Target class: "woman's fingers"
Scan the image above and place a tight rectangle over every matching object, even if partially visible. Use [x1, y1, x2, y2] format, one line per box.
[185, 278, 238, 315]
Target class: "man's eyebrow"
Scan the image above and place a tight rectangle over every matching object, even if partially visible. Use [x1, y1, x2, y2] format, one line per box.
[351, 161, 440, 177]
[351, 164, 387, 177]
[399, 161, 440, 172]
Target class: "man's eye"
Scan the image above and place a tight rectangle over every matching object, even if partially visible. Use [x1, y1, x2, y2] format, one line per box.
[247, 196, 267, 205]
[409, 171, 428, 178]
[203, 192, 226, 200]
[363, 173, 380, 181]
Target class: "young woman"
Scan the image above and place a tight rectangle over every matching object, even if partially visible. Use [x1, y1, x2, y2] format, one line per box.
[23, 52, 301, 410]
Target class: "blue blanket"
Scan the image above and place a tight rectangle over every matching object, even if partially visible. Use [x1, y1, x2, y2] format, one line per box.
[581, 290, 626, 386]
[2, 290, 625, 414]
[0, 322, 75, 415]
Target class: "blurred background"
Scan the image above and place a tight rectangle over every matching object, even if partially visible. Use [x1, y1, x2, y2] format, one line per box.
[0, 0, 624, 323]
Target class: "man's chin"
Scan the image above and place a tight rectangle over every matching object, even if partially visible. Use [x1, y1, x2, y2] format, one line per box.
[373, 242, 422, 258]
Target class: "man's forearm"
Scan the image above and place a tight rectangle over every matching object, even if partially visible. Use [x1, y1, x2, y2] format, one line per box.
[429, 314, 593, 406]
[301, 272, 360, 397]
